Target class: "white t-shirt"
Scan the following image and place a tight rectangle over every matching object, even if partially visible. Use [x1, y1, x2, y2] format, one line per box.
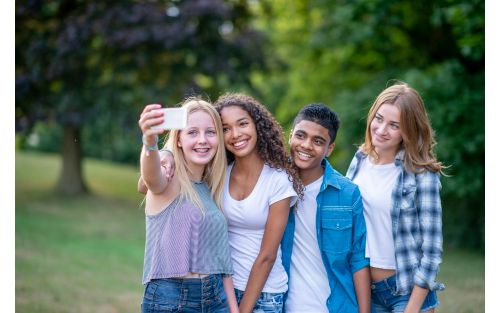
[223, 163, 298, 293]
[352, 157, 400, 269]
[285, 175, 330, 313]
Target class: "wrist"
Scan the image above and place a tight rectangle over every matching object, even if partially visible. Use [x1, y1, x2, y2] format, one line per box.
[142, 135, 158, 151]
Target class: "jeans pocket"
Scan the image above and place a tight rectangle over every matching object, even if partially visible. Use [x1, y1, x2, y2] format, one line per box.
[143, 280, 181, 312]
[143, 282, 158, 302]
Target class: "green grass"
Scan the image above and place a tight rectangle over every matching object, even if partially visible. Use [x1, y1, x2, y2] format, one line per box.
[15, 151, 485, 313]
[16, 152, 145, 313]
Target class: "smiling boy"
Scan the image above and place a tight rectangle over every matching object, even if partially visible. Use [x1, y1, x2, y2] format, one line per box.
[281, 103, 371, 313]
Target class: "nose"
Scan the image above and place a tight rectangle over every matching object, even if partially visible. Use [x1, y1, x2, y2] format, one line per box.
[300, 138, 313, 150]
[231, 128, 241, 139]
[376, 123, 388, 135]
[198, 132, 208, 144]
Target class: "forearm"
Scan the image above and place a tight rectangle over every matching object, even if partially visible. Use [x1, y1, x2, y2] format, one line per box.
[140, 146, 167, 193]
[353, 267, 371, 313]
[404, 285, 429, 313]
[223, 276, 239, 313]
[238, 255, 275, 313]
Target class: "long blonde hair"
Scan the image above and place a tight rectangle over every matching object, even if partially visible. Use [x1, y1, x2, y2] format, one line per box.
[361, 82, 444, 174]
[164, 97, 227, 211]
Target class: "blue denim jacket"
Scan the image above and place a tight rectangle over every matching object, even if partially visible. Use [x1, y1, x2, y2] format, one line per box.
[346, 149, 445, 295]
[281, 159, 369, 313]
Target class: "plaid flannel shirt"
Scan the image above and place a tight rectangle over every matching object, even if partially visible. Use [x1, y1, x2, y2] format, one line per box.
[346, 149, 445, 295]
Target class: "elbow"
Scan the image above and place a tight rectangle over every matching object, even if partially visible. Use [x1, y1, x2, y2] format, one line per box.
[148, 185, 166, 195]
[142, 180, 166, 195]
[256, 253, 277, 268]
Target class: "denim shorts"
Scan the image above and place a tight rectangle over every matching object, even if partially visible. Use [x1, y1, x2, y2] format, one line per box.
[234, 288, 284, 313]
[371, 274, 439, 313]
[141, 274, 228, 313]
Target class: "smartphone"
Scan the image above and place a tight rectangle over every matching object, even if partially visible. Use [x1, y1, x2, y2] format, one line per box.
[151, 107, 187, 130]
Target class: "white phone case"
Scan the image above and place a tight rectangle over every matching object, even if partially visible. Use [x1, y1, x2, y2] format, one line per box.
[151, 107, 187, 130]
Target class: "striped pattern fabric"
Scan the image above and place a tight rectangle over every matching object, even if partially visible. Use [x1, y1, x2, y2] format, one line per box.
[346, 149, 445, 295]
[142, 182, 233, 284]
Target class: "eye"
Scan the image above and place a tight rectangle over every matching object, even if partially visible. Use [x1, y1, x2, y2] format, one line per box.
[375, 116, 383, 123]
[187, 130, 198, 136]
[314, 139, 324, 145]
[239, 121, 249, 127]
[207, 129, 217, 136]
[222, 127, 229, 133]
[294, 132, 304, 139]
[390, 123, 400, 130]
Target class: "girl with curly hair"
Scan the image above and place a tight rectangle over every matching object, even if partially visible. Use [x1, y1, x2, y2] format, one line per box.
[214, 93, 302, 313]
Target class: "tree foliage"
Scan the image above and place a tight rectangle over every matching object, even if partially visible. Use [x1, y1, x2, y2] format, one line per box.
[252, 0, 484, 249]
[16, 0, 268, 194]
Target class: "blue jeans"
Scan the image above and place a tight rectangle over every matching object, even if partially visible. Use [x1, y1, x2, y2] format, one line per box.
[141, 274, 228, 313]
[234, 288, 284, 313]
[371, 274, 439, 313]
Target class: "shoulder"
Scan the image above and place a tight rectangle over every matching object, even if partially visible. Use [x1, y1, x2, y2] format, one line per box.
[323, 163, 361, 198]
[414, 169, 441, 189]
[263, 164, 292, 183]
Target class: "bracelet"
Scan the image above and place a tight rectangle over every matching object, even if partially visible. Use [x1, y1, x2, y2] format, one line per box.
[142, 135, 158, 156]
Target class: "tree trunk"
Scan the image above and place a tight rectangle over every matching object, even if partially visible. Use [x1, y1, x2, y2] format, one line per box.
[55, 125, 88, 195]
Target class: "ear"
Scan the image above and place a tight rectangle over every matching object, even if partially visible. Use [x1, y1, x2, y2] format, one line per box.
[177, 139, 182, 147]
[325, 142, 335, 157]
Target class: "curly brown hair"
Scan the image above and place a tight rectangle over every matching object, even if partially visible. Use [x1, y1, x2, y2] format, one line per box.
[214, 92, 304, 198]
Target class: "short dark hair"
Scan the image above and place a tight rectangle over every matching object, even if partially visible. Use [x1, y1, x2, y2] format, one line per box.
[293, 103, 340, 143]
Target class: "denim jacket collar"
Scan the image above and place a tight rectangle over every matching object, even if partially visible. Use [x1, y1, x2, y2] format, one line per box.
[321, 158, 341, 191]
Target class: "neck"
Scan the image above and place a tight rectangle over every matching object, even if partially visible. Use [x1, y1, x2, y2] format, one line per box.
[233, 151, 265, 173]
[300, 166, 324, 186]
[188, 165, 205, 182]
[372, 148, 397, 165]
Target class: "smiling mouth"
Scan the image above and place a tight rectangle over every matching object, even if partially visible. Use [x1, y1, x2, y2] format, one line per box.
[232, 140, 247, 149]
[374, 134, 388, 141]
[296, 151, 313, 160]
[194, 148, 210, 153]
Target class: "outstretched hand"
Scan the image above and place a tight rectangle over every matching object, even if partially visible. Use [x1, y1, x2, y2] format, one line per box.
[138, 104, 165, 145]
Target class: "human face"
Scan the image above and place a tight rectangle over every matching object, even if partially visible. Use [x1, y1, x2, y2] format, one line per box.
[370, 104, 403, 157]
[178, 110, 218, 170]
[289, 120, 334, 183]
[220, 106, 258, 159]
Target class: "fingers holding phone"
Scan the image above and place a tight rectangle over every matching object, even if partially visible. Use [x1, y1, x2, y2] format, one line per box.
[139, 104, 165, 141]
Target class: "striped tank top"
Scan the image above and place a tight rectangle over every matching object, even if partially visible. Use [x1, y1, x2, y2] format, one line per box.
[142, 181, 233, 284]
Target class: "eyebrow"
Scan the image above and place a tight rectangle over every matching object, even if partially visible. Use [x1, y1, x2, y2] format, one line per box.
[295, 129, 327, 142]
[222, 117, 248, 125]
[376, 113, 399, 124]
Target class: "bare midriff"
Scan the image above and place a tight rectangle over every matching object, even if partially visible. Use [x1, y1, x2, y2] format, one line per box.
[370, 267, 396, 282]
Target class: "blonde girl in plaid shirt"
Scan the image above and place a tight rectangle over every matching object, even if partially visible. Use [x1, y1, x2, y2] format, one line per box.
[347, 82, 445, 313]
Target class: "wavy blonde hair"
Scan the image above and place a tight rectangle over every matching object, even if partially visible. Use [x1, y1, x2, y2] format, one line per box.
[361, 82, 444, 174]
[164, 97, 226, 211]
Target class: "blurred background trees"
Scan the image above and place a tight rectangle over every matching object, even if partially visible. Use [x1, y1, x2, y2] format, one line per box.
[16, 0, 484, 250]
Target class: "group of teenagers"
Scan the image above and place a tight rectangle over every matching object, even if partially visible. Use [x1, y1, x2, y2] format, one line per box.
[137, 82, 445, 313]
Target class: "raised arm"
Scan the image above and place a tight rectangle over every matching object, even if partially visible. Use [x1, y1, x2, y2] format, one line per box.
[138, 104, 169, 194]
[138, 149, 175, 194]
[238, 197, 291, 313]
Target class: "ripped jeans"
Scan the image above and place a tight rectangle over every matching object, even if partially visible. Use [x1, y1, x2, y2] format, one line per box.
[234, 288, 284, 313]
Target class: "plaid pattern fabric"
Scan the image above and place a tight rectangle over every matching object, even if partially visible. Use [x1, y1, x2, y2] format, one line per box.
[347, 149, 445, 295]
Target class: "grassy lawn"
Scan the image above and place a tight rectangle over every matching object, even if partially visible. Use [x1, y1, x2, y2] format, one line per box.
[15, 151, 485, 313]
